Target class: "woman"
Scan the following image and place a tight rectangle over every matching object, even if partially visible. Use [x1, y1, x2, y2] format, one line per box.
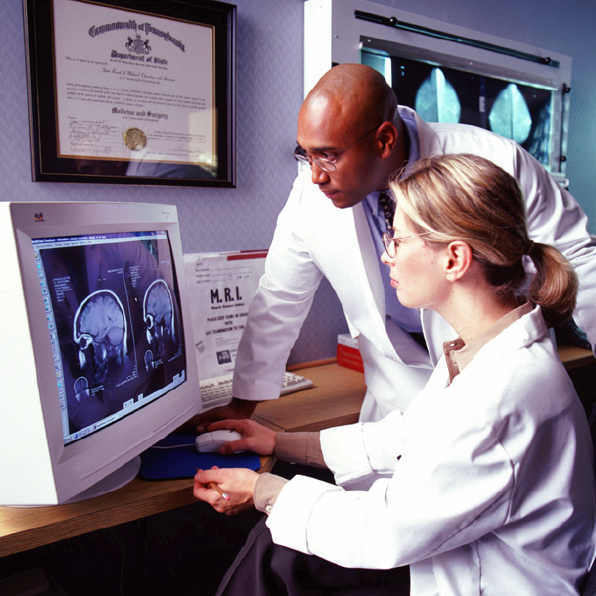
[194, 154, 596, 596]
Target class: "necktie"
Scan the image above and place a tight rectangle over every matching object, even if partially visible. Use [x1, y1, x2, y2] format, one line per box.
[378, 191, 395, 231]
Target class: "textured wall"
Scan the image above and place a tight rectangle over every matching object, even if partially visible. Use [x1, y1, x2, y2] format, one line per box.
[1, 0, 595, 365]
[1, 0, 347, 365]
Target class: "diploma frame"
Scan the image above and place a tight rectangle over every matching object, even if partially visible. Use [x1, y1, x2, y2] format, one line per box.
[24, 0, 236, 187]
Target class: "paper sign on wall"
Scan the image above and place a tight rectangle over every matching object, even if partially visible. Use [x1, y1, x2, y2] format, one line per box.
[183, 250, 267, 383]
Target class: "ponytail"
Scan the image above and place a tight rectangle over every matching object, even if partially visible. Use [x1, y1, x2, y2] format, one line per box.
[526, 242, 578, 328]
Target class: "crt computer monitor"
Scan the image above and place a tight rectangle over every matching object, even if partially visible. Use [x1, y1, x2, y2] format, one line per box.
[0, 201, 201, 506]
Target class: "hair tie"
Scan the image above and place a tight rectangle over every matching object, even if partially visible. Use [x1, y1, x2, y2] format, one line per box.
[525, 240, 535, 256]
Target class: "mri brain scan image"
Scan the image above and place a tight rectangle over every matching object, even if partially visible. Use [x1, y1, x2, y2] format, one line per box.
[37, 230, 186, 439]
[143, 279, 177, 358]
[74, 290, 128, 384]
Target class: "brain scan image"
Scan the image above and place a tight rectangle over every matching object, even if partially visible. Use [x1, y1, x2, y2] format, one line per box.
[74, 289, 128, 384]
[37, 231, 187, 438]
[143, 279, 177, 359]
[144, 350, 155, 372]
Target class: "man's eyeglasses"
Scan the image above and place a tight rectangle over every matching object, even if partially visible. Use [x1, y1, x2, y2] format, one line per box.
[294, 122, 384, 172]
[382, 231, 433, 258]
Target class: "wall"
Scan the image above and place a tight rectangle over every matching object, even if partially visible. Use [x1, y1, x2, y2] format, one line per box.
[1, 0, 595, 365]
[1, 0, 346, 365]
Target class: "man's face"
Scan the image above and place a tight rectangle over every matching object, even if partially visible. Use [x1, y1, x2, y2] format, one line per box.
[296, 107, 384, 209]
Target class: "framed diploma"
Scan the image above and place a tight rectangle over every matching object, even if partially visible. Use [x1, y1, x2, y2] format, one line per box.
[24, 0, 236, 186]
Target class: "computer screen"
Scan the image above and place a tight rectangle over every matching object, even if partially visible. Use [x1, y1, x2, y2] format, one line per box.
[1, 201, 201, 506]
[35, 229, 186, 446]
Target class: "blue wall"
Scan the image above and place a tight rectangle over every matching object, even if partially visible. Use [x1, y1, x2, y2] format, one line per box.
[1, 0, 595, 364]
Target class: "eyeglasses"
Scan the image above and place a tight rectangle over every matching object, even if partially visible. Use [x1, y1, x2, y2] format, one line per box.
[294, 122, 384, 172]
[382, 231, 433, 258]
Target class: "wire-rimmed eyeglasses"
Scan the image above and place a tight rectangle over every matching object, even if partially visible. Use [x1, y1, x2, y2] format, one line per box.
[294, 122, 384, 172]
[382, 231, 433, 258]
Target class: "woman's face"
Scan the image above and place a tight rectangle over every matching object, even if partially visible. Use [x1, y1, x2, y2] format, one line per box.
[381, 205, 449, 311]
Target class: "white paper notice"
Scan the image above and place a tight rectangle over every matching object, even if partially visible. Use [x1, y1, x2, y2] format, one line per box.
[183, 251, 267, 383]
[52, 0, 215, 171]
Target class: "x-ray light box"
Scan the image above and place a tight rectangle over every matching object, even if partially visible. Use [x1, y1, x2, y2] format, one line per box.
[304, 0, 572, 185]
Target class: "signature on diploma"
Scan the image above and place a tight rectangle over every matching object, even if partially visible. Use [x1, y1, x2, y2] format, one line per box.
[68, 119, 121, 154]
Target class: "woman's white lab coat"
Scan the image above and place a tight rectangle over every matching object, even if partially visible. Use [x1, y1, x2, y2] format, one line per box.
[265, 306, 596, 596]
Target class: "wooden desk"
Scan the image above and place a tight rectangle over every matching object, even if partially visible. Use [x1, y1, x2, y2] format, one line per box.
[558, 344, 596, 371]
[0, 476, 197, 558]
[0, 348, 592, 559]
[0, 361, 365, 559]
[253, 361, 366, 432]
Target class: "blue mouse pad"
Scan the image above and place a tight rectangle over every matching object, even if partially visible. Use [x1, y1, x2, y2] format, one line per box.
[139, 433, 261, 480]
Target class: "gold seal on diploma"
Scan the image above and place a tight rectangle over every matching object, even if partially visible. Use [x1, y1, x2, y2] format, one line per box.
[123, 127, 147, 151]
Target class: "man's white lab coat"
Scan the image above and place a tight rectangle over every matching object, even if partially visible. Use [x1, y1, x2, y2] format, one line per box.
[233, 107, 596, 421]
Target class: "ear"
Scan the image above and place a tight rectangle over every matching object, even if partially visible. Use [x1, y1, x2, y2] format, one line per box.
[444, 241, 473, 281]
[376, 121, 398, 158]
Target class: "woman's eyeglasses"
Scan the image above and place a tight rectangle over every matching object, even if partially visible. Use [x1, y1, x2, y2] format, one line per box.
[382, 231, 433, 258]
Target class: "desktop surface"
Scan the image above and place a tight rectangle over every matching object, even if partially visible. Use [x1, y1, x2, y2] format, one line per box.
[1, 349, 592, 559]
[0, 361, 364, 558]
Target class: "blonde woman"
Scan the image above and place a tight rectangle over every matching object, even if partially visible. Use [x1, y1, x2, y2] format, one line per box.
[195, 154, 596, 596]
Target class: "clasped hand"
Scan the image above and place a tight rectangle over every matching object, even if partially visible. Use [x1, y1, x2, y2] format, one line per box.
[193, 419, 277, 514]
[194, 466, 259, 515]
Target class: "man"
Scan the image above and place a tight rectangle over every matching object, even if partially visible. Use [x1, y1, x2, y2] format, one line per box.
[191, 63, 596, 428]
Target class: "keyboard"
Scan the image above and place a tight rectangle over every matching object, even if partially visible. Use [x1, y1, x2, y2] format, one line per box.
[200, 371, 314, 409]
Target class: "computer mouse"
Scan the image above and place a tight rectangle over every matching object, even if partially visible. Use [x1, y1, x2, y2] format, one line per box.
[195, 429, 244, 453]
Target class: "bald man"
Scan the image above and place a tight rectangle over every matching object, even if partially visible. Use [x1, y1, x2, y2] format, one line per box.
[192, 63, 596, 429]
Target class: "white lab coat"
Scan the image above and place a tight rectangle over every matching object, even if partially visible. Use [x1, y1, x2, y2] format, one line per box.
[233, 106, 596, 420]
[266, 306, 596, 596]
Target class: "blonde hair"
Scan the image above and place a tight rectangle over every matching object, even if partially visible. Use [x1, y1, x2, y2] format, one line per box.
[389, 154, 578, 327]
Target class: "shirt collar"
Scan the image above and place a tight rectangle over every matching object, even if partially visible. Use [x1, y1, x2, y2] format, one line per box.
[443, 302, 534, 383]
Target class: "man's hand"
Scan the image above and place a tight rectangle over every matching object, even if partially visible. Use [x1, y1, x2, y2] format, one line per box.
[177, 398, 259, 433]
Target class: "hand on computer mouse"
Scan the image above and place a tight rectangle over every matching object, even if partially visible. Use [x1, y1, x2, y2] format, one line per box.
[200, 419, 277, 456]
[195, 429, 244, 453]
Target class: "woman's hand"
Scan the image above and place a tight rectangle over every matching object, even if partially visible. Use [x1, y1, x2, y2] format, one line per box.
[194, 467, 259, 515]
[200, 419, 278, 456]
